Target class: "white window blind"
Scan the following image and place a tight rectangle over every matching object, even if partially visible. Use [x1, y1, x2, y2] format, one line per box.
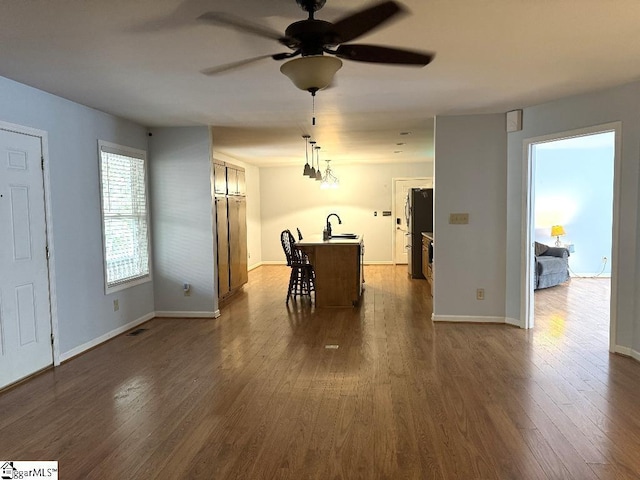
[98, 142, 150, 292]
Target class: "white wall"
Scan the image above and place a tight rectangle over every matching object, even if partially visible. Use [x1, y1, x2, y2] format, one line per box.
[506, 81, 640, 355]
[433, 114, 507, 322]
[0, 75, 153, 357]
[149, 127, 217, 315]
[260, 162, 432, 263]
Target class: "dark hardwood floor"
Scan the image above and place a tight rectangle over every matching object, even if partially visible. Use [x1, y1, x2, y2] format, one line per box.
[1, 267, 638, 479]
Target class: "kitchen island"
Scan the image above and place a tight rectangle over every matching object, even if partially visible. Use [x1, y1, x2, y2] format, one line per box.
[296, 234, 364, 307]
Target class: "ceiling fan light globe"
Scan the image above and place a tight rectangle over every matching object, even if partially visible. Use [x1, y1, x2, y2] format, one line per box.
[280, 55, 342, 92]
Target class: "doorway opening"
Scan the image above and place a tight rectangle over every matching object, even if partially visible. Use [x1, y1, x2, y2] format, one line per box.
[523, 123, 620, 353]
[392, 177, 432, 265]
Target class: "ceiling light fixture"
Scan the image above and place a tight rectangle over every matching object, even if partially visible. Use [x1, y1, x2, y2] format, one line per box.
[281, 55, 342, 126]
[314, 147, 323, 182]
[307, 140, 317, 177]
[314, 145, 323, 181]
[321, 159, 339, 190]
[302, 135, 312, 176]
[280, 55, 342, 95]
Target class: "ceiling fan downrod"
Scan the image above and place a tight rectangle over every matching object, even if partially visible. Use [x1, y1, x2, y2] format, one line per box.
[295, 0, 327, 17]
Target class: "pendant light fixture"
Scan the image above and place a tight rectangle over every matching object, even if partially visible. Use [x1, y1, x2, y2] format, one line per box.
[307, 140, 317, 177]
[302, 134, 311, 177]
[320, 159, 339, 189]
[314, 146, 323, 181]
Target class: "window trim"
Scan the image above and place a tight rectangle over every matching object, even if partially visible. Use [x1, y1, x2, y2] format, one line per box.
[98, 140, 152, 294]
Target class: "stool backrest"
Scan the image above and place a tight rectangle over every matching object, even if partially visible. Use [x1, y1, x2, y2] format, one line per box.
[281, 229, 304, 266]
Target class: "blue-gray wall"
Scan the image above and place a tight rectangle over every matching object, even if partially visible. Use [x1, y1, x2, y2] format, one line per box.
[148, 127, 217, 315]
[0, 75, 153, 356]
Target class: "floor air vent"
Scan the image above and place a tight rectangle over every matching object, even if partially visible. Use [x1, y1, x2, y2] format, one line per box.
[127, 328, 148, 336]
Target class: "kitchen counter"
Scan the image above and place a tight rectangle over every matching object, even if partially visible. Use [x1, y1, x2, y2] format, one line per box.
[297, 234, 364, 307]
[297, 234, 363, 245]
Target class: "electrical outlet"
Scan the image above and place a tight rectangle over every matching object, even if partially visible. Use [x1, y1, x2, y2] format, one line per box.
[602, 256, 608, 263]
[476, 288, 485, 300]
[113, 299, 119, 311]
[449, 213, 469, 225]
[183, 283, 191, 297]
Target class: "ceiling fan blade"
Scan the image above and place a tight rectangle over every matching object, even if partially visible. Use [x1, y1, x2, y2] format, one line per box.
[335, 44, 434, 66]
[201, 54, 280, 76]
[198, 12, 294, 46]
[331, 1, 406, 44]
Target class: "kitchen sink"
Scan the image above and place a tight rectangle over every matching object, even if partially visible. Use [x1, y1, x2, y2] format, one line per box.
[330, 233, 358, 239]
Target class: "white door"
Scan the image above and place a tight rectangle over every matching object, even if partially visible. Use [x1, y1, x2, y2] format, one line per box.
[0, 128, 53, 388]
[393, 178, 432, 264]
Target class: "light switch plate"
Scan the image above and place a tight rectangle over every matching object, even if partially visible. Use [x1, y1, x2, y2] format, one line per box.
[449, 213, 469, 224]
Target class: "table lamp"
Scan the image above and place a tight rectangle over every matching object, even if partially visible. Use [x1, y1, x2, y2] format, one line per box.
[550, 225, 566, 247]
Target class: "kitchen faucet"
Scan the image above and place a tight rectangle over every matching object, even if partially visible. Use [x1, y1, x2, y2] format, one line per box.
[325, 213, 342, 238]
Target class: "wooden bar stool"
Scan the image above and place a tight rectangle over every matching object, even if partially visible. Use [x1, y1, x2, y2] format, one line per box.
[280, 229, 315, 303]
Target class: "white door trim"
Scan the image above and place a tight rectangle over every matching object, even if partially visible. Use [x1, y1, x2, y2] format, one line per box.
[0, 120, 60, 366]
[521, 122, 621, 354]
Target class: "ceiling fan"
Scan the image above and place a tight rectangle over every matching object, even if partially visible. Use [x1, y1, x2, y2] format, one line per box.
[198, 0, 435, 93]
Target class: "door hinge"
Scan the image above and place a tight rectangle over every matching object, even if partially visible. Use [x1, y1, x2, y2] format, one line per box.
[50, 333, 54, 345]
[41, 156, 45, 170]
[46, 245, 50, 259]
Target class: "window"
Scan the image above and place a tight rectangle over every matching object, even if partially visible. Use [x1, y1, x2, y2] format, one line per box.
[98, 140, 151, 293]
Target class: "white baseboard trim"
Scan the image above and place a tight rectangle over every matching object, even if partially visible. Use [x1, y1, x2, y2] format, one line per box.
[248, 262, 262, 271]
[613, 345, 640, 363]
[505, 317, 523, 328]
[432, 315, 506, 324]
[154, 311, 219, 318]
[261, 260, 287, 265]
[570, 273, 611, 278]
[363, 261, 394, 265]
[614, 345, 631, 356]
[60, 312, 155, 363]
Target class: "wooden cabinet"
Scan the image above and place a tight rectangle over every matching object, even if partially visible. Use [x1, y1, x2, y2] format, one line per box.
[422, 233, 433, 297]
[226, 166, 246, 196]
[213, 162, 248, 301]
[228, 196, 248, 290]
[213, 162, 227, 195]
[215, 197, 230, 298]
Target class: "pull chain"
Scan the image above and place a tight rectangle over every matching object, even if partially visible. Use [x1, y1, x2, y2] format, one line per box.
[312, 91, 316, 126]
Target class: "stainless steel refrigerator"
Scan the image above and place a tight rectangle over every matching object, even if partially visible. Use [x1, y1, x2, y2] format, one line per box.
[406, 188, 434, 278]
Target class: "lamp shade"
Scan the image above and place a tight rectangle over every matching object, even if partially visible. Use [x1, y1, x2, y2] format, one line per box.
[280, 55, 342, 92]
[550, 225, 566, 237]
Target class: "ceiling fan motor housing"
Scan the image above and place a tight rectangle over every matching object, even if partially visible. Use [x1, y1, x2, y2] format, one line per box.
[285, 20, 339, 55]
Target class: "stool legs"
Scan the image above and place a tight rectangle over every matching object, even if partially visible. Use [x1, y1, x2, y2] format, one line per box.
[286, 265, 316, 303]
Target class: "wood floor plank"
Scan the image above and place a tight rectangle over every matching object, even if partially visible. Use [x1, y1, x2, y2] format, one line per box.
[1, 270, 638, 479]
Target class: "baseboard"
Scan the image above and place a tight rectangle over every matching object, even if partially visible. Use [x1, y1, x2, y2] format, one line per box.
[248, 262, 262, 271]
[261, 261, 287, 265]
[432, 314, 506, 324]
[60, 312, 155, 362]
[505, 317, 523, 328]
[570, 273, 611, 278]
[613, 345, 640, 363]
[363, 261, 394, 265]
[154, 311, 219, 318]
[614, 345, 632, 356]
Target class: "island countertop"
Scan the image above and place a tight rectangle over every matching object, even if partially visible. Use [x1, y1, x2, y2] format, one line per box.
[297, 234, 363, 246]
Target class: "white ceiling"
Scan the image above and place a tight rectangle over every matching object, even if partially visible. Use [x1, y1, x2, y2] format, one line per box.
[2, 0, 640, 167]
